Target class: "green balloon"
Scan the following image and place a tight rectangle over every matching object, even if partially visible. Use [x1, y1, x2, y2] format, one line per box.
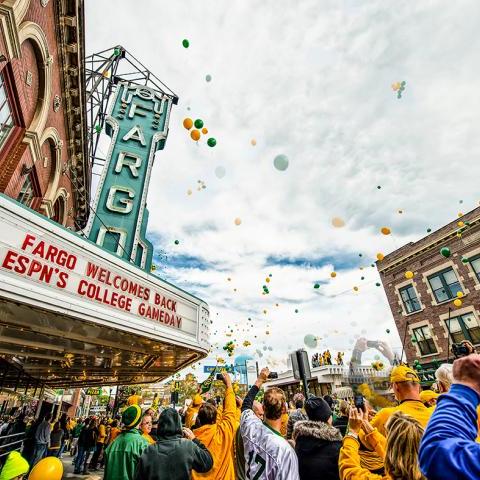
[386, 329, 390, 333]
[174, 240, 179, 245]
[440, 246, 451, 258]
[427, 228, 432, 233]
[376, 282, 381, 287]
[295, 309, 299, 313]
[194, 119, 204, 129]
[273, 154, 289, 171]
[207, 137, 217, 147]
[314, 283, 320, 289]
[205, 74, 212, 82]
[361, 276, 365, 280]
[182, 39, 189, 48]
[462, 257, 469, 264]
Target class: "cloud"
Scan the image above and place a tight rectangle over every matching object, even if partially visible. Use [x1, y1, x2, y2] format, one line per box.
[86, 0, 480, 380]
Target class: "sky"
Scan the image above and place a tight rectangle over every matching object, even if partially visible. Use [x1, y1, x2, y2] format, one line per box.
[86, 1, 480, 380]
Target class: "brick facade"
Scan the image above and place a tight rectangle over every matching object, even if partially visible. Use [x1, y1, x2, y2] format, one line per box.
[378, 208, 480, 366]
[0, 0, 88, 229]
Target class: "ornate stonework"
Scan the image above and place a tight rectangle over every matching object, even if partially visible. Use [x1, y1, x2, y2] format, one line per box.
[53, 94, 61, 112]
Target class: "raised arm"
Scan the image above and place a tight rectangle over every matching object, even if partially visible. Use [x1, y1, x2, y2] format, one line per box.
[419, 354, 480, 480]
[242, 367, 269, 412]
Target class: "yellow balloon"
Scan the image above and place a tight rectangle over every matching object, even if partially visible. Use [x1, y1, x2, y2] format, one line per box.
[183, 118, 193, 130]
[458, 212, 463, 217]
[190, 129, 201, 141]
[29, 457, 63, 480]
[457, 291, 464, 298]
[234, 217, 242, 226]
[453, 298, 462, 308]
[331, 217, 346, 228]
[376, 253, 385, 261]
[265, 278, 270, 283]
[381, 227, 391, 235]
[201, 127, 208, 134]
[251, 139, 257, 146]
[330, 271, 337, 278]
[353, 286, 359, 292]
[405, 271, 414, 279]
[458, 221, 465, 227]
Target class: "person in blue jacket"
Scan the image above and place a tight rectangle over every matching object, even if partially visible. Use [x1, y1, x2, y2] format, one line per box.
[419, 353, 480, 480]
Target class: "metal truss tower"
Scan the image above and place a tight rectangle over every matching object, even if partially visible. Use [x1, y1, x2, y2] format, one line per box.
[85, 45, 178, 174]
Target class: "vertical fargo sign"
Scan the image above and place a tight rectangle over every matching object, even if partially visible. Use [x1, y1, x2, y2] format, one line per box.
[86, 82, 174, 271]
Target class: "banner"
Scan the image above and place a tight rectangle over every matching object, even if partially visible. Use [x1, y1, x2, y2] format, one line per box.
[200, 367, 217, 394]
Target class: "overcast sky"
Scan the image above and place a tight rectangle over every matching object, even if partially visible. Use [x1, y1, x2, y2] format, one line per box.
[86, 1, 480, 379]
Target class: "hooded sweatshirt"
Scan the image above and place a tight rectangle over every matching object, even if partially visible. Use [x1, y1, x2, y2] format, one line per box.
[134, 408, 213, 480]
[186, 395, 203, 429]
[293, 420, 342, 480]
[192, 386, 238, 480]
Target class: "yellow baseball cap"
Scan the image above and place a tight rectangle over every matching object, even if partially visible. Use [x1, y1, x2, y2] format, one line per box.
[420, 390, 439, 403]
[390, 365, 420, 383]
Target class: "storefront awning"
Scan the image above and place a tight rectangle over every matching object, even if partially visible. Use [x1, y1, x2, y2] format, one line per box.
[0, 195, 210, 387]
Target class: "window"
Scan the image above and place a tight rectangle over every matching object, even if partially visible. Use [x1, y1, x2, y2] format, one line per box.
[17, 174, 34, 207]
[399, 285, 421, 313]
[413, 326, 437, 355]
[446, 313, 480, 344]
[0, 72, 14, 149]
[469, 255, 480, 281]
[428, 268, 462, 303]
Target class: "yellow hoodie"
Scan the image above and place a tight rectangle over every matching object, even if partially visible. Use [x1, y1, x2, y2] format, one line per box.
[192, 386, 238, 480]
[186, 394, 203, 429]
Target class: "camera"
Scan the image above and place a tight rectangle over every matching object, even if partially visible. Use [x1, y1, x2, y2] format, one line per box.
[451, 343, 470, 358]
[354, 394, 365, 411]
[267, 372, 278, 379]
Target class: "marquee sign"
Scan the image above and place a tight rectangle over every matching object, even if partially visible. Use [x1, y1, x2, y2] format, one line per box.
[0, 196, 210, 347]
[86, 81, 174, 272]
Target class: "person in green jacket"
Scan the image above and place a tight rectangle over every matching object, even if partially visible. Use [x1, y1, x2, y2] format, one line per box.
[134, 408, 213, 480]
[104, 404, 148, 480]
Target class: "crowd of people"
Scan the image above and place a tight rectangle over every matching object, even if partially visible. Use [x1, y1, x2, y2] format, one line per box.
[1, 349, 480, 479]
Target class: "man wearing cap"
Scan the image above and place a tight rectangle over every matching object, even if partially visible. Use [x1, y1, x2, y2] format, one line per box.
[420, 389, 439, 407]
[104, 404, 148, 480]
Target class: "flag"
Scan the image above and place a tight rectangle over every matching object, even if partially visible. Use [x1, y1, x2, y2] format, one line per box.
[200, 367, 217, 394]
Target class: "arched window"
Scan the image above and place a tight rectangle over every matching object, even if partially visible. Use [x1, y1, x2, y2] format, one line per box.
[52, 195, 66, 225]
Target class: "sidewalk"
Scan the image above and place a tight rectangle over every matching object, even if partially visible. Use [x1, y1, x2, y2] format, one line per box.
[61, 453, 103, 480]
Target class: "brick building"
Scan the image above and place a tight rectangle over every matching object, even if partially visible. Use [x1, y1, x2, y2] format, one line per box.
[378, 208, 480, 367]
[0, 0, 88, 229]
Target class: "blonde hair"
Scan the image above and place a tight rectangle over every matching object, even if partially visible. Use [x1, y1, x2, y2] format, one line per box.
[384, 412, 425, 480]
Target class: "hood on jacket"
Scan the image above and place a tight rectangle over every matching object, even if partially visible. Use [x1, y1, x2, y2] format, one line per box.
[293, 420, 343, 443]
[194, 422, 217, 447]
[157, 408, 182, 439]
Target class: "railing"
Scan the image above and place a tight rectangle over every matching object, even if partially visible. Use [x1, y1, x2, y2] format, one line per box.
[0, 432, 25, 458]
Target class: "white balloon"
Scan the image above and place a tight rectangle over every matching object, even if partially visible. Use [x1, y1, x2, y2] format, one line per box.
[215, 166, 226, 179]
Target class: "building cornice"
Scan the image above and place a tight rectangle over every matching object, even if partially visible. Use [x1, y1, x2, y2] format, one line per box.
[378, 207, 480, 276]
[54, 0, 89, 230]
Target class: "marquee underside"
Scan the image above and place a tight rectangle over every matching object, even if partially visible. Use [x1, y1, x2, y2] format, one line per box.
[0, 299, 205, 388]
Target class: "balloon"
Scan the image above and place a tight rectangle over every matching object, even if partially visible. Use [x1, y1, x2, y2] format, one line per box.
[251, 139, 257, 146]
[234, 218, 242, 226]
[457, 291, 464, 298]
[187, 189, 192, 195]
[427, 228, 432, 233]
[377, 185, 381, 189]
[215, 166, 226, 179]
[207, 137, 217, 147]
[205, 74, 212, 82]
[190, 129, 201, 141]
[295, 309, 299, 313]
[314, 283, 320, 289]
[458, 221, 464, 227]
[29, 457, 63, 480]
[304, 334, 318, 349]
[453, 299, 462, 308]
[458, 212, 463, 217]
[353, 286, 359, 291]
[376, 282, 381, 287]
[440, 247, 451, 258]
[461, 257, 469, 264]
[398, 209, 403, 214]
[201, 127, 208, 134]
[331, 217, 345, 228]
[182, 39, 190, 48]
[376, 253, 385, 261]
[265, 277, 270, 283]
[380, 227, 391, 235]
[405, 271, 414, 279]
[194, 119, 204, 129]
[174, 240, 179, 245]
[386, 329, 390, 333]
[183, 118, 193, 130]
[330, 272, 337, 278]
[273, 154, 289, 171]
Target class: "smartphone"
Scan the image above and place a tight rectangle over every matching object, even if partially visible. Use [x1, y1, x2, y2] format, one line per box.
[366, 340, 380, 348]
[354, 395, 365, 411]
[216, 373, 223, 380]
[267, 372, 278, 379]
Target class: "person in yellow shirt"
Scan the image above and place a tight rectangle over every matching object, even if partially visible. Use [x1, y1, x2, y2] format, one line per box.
[280, 408, 289, 438]
[358, 365, 433, 474]
[140, 414, 156, 445]
[127, 390, 143, 406]
[89, 418, 107, 471]
[192, 372, 238, 480]
[186, 394, 203, 429]
[419, 390, 439, 407]
[339, 407, 426, 480]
